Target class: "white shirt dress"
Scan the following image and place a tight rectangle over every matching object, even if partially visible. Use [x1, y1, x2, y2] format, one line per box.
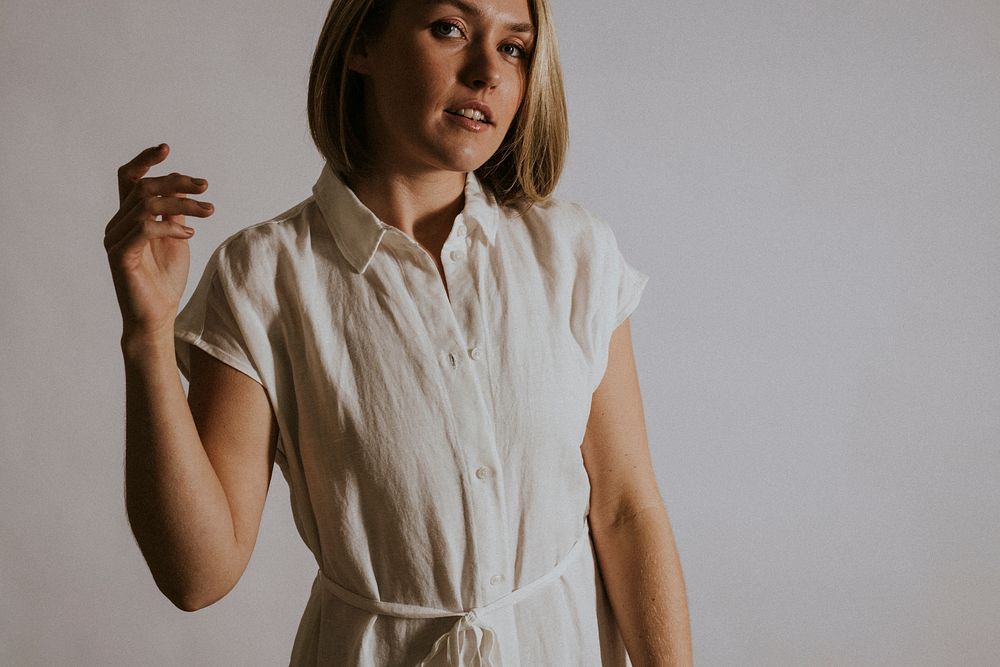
[173, 163, 649, 666]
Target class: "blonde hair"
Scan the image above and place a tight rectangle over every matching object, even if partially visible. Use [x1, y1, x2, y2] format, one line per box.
[306, 0, 568, 210]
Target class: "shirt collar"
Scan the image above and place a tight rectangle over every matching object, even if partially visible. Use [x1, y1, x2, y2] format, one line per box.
[311, 162, 500, 274]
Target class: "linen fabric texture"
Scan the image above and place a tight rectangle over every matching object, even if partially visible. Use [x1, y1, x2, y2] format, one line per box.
[173, 163, 649, 666]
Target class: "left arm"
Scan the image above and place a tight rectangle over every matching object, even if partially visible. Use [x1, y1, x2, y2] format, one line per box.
[581, 317, 693, 667]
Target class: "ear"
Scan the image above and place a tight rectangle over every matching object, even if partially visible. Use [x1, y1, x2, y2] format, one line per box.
[346, 33, 373, 76]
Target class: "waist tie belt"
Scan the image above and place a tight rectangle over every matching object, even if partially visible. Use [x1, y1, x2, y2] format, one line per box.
[317, 527, 591, 666]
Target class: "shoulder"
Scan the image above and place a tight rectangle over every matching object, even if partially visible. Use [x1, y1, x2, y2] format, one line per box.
[508, 195, 615, 256]
[210, 196, 320, 285]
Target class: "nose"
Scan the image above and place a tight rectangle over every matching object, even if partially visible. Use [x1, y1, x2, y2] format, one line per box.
[462, 43, 503, 90]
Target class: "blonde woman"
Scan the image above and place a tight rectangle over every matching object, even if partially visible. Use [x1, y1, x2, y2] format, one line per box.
[104, 0, 692, 664]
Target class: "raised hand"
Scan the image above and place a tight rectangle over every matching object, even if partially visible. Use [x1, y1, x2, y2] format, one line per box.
[104, 143, 215, 338]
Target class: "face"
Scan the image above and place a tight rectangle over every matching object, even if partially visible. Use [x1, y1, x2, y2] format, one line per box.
[348, 0, 535, 176]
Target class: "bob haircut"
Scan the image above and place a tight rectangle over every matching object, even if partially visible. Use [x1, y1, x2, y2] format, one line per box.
[307, 0, 568, 210]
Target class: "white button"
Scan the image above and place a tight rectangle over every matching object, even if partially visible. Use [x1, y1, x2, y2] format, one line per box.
[455, 225, 466, 237]
[475, 466, 491, 479]
[469, 347, 482, 360]
[490, 574, 504, 586]
[449, 249, 463, 261]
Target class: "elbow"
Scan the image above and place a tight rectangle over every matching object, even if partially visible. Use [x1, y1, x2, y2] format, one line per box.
[126, 516, 247, 612]
[164, 582, 232, 613]
[172, 596, 207, 613]
[133, 555, 233, 612]
[158, 578, 210, 612]
[153, 566, 239, 612]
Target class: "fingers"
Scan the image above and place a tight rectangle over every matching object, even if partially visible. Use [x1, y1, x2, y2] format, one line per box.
[162, 190, 188, 227]
[118, 143, 168, 204]
[105, 191, 214, 250]
[106, 169, 213, 236]
[118, 170, 211, 213]
[105, 145, 217, 262]
[105, 214, 199, 260]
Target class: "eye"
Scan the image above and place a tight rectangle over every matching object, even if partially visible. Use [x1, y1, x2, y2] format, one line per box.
[432, 20, 464, 39]
[500, 42, 528, 59]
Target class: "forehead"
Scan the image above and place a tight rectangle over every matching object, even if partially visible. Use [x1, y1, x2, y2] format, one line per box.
[403, 0, 534, 32]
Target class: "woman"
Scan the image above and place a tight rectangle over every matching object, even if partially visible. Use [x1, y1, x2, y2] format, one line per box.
[104, 0, 692, 664]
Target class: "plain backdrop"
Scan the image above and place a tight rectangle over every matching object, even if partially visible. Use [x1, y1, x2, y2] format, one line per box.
[2, 0, 998, 665]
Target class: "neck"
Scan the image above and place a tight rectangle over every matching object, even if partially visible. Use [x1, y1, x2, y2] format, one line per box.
[345, 167, 467, 246]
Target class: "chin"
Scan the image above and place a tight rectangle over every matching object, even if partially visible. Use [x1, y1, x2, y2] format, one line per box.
[434, 150, 496, 174]
[426, 135, 504, 173]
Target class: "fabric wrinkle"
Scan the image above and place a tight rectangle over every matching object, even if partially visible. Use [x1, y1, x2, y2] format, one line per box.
[317, 526, 592, 666]
[172, 162, 648, 665]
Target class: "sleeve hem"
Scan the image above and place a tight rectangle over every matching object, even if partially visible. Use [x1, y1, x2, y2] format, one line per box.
[613, 270, 650, 328]
[174, 329, 264, 387]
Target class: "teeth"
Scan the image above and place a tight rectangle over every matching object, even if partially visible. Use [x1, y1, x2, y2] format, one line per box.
[452, 108, 486, 122]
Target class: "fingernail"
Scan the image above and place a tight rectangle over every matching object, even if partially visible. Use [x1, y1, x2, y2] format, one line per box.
[192, 178, 206, 186]
[198, 201, 213, 209]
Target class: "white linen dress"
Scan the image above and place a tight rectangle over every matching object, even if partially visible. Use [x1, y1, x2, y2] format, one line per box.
[173, 162, 649, 666]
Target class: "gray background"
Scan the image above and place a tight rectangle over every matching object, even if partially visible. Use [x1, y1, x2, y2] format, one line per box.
[2, 0, 998, 664]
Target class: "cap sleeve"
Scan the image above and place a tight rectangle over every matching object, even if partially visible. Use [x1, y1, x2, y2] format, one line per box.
[174, 244, 264, 386]
[577, 205, 650, 392]
[610, 233, 650, 330]
[588, 208, 650, 330]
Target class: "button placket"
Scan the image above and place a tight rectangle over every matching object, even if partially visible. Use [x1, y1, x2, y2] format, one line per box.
[434, 218, 508, 600]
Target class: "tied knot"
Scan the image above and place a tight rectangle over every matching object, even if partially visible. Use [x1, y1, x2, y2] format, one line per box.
[416, 609, 503, 666]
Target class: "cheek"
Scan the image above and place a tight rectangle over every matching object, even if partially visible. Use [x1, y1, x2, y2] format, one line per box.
[376, 45, 440, 101]
[407, 46, 451, 84]
[503, 80, 527, 124]
[509, 69, 527, 106]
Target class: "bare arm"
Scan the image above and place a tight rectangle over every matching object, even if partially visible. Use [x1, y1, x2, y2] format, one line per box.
[107, 144, 277, 611]
[122, 332, 277, 611]
[582, 317, 693, 666]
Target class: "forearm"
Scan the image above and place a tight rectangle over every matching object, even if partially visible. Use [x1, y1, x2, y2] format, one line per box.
[121, 329, 240, 610]
[590, 504, 693, 667]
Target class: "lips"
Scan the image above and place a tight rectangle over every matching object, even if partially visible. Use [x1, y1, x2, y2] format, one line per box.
[445, 110, 493, 125]
[444, 101, 495, 125]
[444, 109, 491, 132]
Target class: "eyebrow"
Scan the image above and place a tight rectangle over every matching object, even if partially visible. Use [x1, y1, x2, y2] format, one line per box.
[425, 0, 535, 37]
